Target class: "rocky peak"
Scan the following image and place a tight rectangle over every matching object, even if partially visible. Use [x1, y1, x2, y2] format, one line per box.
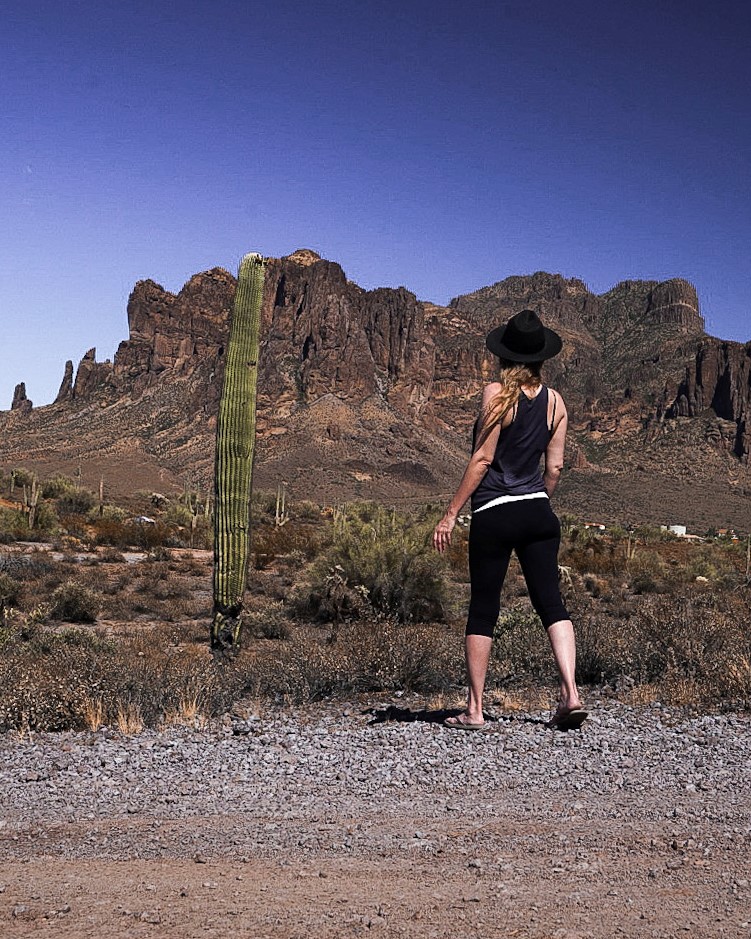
[286, 248, 323, 267]
[644, 279, 703, 332]
[72, 348, 112, 399]
[11, 382, 32, 413]
[54, 360, 74, 404]
[596, 279, 703, 336]
[257, 254, 433, 417]
[449, 272, 601, 333]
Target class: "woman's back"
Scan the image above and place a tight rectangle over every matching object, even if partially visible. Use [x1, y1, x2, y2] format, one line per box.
[471, 384, 558, 510]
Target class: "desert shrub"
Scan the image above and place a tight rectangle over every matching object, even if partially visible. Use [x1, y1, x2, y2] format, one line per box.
[569, 591, 751, 704]
[245, 601, 292, 640]
[289, 566, 372, 623]
[0, 617, 243, 732]
[338, 619, 456, 694]
[562, 538, 623, 578]
[139, 567, 190, 601]
[164, 503, 194, 527]
[492, 608, 550, 680]
[251, 489, 279, 517]
[41, 474, 77, 499]
[582, 574, 609, 598]
[0, 626, 109, 731]
[56, 489, 97, 516]
[58, 513, 88, 539]
[246, 619, 458, 702]
[295, 500, 321, 520]
[628, 549, 668, 594]
[633, 523, 674, 544]
[0, 508, 28, 541]
[678, 544, 741, 587]
[0, 550, 53, 580]
[445, 526, 470, 582]
[293, 506, 447, 623]
[252, 521, 321, 569]
[161, 515, 212, 550]
[49, 581, 101, 623]
[0, 573, 21, 613]
[91, 516, 133, 547]
[130, 521, 172, 550]
[9, 467, 35, 489]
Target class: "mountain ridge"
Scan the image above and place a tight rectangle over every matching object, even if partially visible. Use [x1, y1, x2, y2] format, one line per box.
[3, 250, 750, 531]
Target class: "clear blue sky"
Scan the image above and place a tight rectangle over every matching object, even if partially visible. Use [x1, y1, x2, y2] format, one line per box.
[2, 0, 750, 408]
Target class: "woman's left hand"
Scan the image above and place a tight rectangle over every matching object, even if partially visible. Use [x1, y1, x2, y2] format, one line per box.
[433, 514, 456, 553]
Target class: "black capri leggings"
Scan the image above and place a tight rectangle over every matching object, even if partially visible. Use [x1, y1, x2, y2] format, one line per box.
[466, 498, 569, 637]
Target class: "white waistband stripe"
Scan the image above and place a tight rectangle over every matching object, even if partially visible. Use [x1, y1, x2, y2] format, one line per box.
[473, 491, 549, 514]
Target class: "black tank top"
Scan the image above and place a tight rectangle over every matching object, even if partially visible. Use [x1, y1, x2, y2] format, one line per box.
[471, 386, 553, 511]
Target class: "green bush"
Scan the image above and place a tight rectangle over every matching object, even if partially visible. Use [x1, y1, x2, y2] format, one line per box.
[245, 601, 291, 640]
[9, 467, 35, 489]
[41, 474, 77, 499]
[628, 549, 667, 594]
[56, 489, 97, 516]
[293, 505, 447, 623]
[0, 509, 26, 542]
[50, 581, 101, 623]
[29, 501, 59, 536]
[0, 573, 20, 613]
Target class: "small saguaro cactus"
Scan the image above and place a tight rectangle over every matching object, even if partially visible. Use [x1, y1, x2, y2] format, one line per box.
[211, 252, 266, 652]
[27, 476, 40, 530]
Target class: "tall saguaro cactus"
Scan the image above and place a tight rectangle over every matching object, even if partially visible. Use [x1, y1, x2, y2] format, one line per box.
[211, 252, 266, 652]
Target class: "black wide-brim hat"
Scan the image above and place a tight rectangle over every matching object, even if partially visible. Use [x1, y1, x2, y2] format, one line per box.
[486, 309, 563, 363]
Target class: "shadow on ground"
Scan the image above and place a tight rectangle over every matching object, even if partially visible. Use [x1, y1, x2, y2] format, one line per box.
[364, 704, 549, 727]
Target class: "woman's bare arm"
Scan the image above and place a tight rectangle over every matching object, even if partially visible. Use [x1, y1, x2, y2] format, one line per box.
[543, 392, 567, 497]
[433, 384, 501, 552]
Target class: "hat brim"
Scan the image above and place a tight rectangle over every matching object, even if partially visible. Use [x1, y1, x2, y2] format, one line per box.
[485, 324, 563, 362]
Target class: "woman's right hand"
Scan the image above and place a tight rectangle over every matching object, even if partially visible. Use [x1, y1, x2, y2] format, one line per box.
[433, 513, 456, 553]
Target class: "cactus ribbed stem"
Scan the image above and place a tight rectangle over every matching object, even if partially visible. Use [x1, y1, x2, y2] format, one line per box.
[211, 252, 265, 652]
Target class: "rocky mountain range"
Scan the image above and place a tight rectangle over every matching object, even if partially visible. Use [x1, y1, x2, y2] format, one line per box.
[2, 249, 750, 531]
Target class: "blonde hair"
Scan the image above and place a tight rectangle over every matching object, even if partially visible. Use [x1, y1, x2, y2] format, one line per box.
[475, 361, 542, 448]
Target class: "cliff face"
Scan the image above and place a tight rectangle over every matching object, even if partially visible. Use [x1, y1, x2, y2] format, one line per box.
[588, 280, 705, 395]
[668, 339, 751, 460]
[2, 251, 750, 528]
[256, 252, 434, 420]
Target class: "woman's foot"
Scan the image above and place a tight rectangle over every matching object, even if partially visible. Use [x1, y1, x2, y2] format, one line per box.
[444, 712, 485, 730]
[547, 703, 588, 731]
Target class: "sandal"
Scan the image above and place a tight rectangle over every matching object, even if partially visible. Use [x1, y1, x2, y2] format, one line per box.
[444, 715, 486, 731]
[547, 706, 588, 731]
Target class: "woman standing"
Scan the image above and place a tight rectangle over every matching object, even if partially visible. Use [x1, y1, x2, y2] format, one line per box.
[433, 309, 586, 731]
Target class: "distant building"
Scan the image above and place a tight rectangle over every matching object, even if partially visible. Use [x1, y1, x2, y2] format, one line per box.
[668, 525, 687, 537]
[717, 528, 740, 541]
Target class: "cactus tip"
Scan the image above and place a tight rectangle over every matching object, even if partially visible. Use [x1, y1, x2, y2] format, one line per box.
[238, 252, 265, 273]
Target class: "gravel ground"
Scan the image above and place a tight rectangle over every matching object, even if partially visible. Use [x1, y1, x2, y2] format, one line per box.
[1, 697, 750, 938]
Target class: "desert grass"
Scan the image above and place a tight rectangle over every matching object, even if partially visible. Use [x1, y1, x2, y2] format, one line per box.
[1, 505, 750, 732]
[1, 584, 750, 732]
